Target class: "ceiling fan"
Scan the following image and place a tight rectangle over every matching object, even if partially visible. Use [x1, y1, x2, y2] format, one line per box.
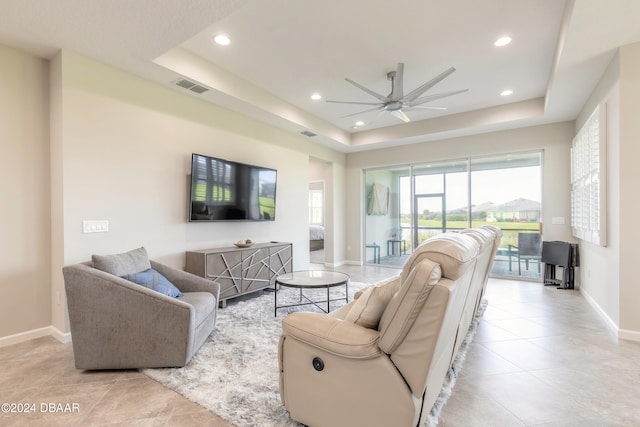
[326, 63, 468, 123]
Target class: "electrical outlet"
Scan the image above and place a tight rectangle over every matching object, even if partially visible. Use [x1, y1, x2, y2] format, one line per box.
[83, 220, 109, 233]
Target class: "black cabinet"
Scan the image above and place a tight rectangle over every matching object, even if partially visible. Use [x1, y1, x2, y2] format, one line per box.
[542, 241, 579, 289]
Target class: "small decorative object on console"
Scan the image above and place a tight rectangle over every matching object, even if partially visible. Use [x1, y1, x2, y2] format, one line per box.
[234, 239, 254, 248]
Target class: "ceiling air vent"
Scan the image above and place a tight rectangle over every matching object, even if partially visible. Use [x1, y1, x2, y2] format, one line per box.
[300, 130, 317, 137]
[174, 78, 209, 94]
[190, 85, 209, 94]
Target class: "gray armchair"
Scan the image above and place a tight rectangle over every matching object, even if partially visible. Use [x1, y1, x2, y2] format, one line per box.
[62, 247, 220, 370]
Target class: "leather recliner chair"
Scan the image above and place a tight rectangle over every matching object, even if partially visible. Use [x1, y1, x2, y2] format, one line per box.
[278, 230, 499, 427]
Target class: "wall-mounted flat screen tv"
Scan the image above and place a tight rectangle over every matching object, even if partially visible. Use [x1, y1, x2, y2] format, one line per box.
[189, 153, 277, 221]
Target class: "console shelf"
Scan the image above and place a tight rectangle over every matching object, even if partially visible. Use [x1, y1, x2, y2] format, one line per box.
[185, 242, 292, 306]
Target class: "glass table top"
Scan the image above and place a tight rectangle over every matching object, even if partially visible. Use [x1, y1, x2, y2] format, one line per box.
[275, 270, 350, 288]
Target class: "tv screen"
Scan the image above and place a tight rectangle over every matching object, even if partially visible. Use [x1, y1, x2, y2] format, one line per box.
[189, 153, 277, 221]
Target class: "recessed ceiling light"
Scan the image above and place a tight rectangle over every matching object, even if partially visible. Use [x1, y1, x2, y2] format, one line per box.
[501, 89, 513, 96]
[310, 93, 322, 100]
[355, 121, 364, 126]
[214, 34, 231, 46]
[494, 36, 512, 47]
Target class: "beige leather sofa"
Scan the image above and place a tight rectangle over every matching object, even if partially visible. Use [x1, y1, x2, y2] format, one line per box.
[278, 227, 501, 427]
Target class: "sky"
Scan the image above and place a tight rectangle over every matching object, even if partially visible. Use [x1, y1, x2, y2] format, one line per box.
[399, 166, 541, 214]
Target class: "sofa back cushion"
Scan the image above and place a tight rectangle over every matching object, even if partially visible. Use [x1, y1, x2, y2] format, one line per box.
[92, 246, 151, 276]
[400, 233, 478, 281]
[344, 276, 403, 329]
[378, 258, 442, 354]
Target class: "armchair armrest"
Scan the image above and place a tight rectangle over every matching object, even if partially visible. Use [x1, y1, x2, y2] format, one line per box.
[150, 260, 220, 300]
[282, 312, 381, 359]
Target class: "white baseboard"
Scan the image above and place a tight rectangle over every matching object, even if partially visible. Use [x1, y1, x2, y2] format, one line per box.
[619, 328, 640, 342]
[0, 326, 71, 348]
[50, 326, 72, 344]
[579, 287, 619, 335]
[579, 287, 640, 342]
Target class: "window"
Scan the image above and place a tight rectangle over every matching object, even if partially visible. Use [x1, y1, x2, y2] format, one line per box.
[309, 184, 324, 225]
[571, 105, 606, 246]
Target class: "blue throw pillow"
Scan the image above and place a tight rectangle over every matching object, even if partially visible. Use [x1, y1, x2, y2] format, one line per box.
[121, 268, 182, 297]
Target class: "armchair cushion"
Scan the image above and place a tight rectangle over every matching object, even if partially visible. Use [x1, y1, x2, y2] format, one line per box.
[345, 276, 402, 329]
[121, 268, 182, 298]
[92, 246, 151, 276]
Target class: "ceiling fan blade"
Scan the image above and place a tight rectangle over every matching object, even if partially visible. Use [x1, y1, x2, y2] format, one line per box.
[391, 110, 411, 123]
[406, 89, 469, 107]
[390, 62, 404, 101]
[403, 67, 457, 103]
[344, 78, 390, 103]
[370, 109, 387, 124]
[341, 105, 385, 118]
[408, 105, 448, 110]
[325, 100, 382, 106]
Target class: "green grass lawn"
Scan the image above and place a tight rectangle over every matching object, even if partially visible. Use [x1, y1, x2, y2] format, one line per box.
[400, 219, 540, 247]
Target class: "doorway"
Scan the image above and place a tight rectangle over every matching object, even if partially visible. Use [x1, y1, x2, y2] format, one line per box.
[309, 157, 332, 266]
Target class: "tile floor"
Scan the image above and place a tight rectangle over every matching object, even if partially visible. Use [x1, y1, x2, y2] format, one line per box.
[1, 265, 639, 426]
[438, 278, 640, 426]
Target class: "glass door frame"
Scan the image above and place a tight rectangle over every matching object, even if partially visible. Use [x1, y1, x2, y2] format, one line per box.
[363, 150, 543, 279]
[413, 193, 445, 249]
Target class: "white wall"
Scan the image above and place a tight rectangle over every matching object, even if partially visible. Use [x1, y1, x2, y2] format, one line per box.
[618, 43, 640, 338]
[573, 53, 621, 330]
[345, 122, 574, 264]
[47, 50, 346, 334]
[0, 45, 51, 340]
[574, 43, 640, 339]
[0, 45, 348, 342]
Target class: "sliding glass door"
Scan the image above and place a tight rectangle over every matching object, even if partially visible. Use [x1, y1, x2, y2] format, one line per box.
[364, 151, 542, 280]
[470, 153, 542, 278]
[364, 166, 410, 268]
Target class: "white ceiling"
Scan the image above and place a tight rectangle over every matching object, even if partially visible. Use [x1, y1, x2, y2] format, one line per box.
[1, 0, 639, 152]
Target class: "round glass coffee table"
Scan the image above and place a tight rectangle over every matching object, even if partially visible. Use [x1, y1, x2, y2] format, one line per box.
[274, 270, 350, 316]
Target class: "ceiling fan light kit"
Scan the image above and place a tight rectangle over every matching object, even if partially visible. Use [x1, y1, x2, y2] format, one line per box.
[327, 62, 468, 123]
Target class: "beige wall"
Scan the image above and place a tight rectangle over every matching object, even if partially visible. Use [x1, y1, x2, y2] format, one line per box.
[1, 46, 348, 342]
[49, 50, 348, 333]
[575, 43, 640, 339]
[574, 53, 621, 330]
[345, 122, 575, 264]
[618, 43, 640, 338]
[4, 42, 639, 342]
[0, 45, 51, 340]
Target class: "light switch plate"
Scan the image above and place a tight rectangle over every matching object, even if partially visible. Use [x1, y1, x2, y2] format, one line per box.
[83, 220, 109, 233]
[551, 217, 565, 225]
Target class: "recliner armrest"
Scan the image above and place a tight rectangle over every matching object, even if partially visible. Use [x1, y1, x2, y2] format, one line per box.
[282, 312, 381, 359]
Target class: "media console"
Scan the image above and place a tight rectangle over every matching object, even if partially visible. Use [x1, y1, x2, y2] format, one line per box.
[185, 242, 293, 306]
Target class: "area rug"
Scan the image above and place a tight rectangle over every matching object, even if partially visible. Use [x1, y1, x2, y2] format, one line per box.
[142, 283, 487, 427]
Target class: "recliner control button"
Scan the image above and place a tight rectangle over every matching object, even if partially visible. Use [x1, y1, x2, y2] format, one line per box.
[312, 357, 324, 371]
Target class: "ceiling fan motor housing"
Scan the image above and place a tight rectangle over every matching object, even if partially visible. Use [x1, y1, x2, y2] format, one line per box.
[385, 101, 403, 111]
